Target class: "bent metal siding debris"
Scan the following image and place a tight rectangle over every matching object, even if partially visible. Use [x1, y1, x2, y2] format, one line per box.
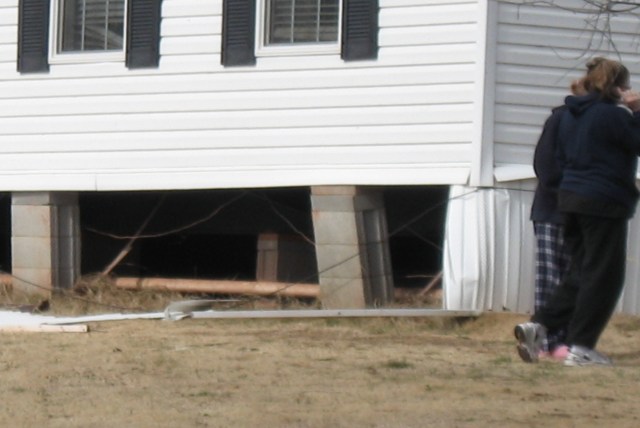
[0, 300, 480, 333]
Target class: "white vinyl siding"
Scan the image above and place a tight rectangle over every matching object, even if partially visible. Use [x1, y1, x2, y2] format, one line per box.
[493, 0, 640, 171]
[0, 0, 481, 191]
[465, 0, 640, 316]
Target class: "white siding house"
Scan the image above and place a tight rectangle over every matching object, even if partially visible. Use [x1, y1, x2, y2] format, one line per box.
[2, 0, 480, 190]
[3, 0, 640, 313]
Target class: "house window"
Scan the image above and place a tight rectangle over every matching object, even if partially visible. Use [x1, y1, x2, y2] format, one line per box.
[257, 0, 341, 56]
[265, 0, 340, 45]
[222, 0, 378, 67]
[57, 0, 125, 53]
[18, 0, 162, 73]
[51, 0, 125, 63]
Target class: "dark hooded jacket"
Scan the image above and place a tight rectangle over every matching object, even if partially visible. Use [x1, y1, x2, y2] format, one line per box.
[530, 105, 567, 224]
[557, 92, 640, 218]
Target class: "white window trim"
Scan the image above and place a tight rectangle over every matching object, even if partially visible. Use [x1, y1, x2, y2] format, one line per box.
[48, 0, 127, 65]
[255, 0, 342, 58]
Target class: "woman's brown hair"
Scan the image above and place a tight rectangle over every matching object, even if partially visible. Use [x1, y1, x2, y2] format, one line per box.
[582, 57, 630, 101]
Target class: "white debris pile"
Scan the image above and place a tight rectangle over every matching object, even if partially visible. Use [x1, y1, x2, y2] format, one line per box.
[0, 310, 60, 326]
[0, 310, 165, 333]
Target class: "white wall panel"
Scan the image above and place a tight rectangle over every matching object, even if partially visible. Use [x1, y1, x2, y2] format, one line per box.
[0, 124, 471, 153]
[160, 35, 220, 55]
[380, 23, 477, 46]
[0, 85, 475, 118]
[0, 0, 481, 190]
[2, 65, 475, 96]
[0, 26, 15, 43]
[381, 3, 478, 27]
[494, 0, 640, 167]
[161, 17, 220, 37]
[0, 144, 473, 171]
[161, 0, 219, 18]
[0, 104, 475, 135]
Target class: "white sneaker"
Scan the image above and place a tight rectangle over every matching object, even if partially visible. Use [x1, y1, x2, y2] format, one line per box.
[514, 322, 546, 363]
[564, 345, 612, 367]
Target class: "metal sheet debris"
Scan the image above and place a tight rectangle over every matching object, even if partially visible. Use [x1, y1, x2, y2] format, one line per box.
[0, 300, 480, 332]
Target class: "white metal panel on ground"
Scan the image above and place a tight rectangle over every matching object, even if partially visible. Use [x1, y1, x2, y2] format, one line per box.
[0, 0, 482, 190]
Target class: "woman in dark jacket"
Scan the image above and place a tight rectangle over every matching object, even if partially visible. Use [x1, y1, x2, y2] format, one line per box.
[516, 57, 640, 366]
[529, 78, 587, 360]
[530, 105, 571, 359]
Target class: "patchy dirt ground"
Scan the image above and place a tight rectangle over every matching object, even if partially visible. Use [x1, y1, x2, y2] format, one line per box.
[1, 290, 640, 428]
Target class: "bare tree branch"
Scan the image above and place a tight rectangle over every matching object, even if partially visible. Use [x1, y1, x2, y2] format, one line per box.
[501, 0, 640, 60]
[88, 192, 247, 240]
[100, 195, 167, 276]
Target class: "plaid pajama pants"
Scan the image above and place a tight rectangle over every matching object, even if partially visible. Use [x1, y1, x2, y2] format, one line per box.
[533, 221, 571, 352]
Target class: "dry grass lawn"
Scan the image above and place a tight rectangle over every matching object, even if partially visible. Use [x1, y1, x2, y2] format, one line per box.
[0, 281, 640, 427]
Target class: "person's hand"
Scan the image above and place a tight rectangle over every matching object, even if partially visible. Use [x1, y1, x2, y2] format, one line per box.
[619, 88, 640, 112]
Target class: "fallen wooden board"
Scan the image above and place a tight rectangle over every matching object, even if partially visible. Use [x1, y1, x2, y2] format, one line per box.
[115, 277, 320, 298]
[0, 324, 89, 333]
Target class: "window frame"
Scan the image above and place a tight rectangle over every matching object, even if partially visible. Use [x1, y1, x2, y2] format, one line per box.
[255, 0, 343, 58]
[48, 0, 128, 65]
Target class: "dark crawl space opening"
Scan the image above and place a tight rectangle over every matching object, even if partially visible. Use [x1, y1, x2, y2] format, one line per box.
[79, 188, 317, 282]
[78, 186, 448, 289]
[0, 193, 10, 273]
[384, 186, 448, 289]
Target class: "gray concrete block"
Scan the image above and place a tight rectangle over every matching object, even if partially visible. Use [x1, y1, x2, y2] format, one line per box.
[11, 205, 54, 237]
[312, 211, 359, 245]
[11, 267, 54, 294]
[12, 192, 78, 207]
[11, 191, 80, 293]
[310, 185, 393, 308]
[12, 192, 56, 206]
[311, 186, 357, 197]
[311, 195, 358, 212]
[57, 205, 80, 238]
[58, 267, 78, 289]
[315, 244, 363, 278]
[354, 193, 384, 212]
[318, 277, 366, 309]
[57, 236, 80, 269]
[11, 236, 54, 269]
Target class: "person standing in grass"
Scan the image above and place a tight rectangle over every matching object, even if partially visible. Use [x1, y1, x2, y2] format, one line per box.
[528, 78, 588, 361]
[516, 57, 640, 366]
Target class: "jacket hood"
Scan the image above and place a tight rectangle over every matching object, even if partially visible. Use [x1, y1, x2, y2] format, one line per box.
[564, 92, 600, 116]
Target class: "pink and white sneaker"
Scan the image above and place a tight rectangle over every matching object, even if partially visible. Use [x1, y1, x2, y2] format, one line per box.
[538, 345, 569, 361]
[550, 345, 569, 360]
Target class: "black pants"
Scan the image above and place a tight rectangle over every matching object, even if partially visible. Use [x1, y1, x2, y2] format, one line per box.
[532, 212, 628, 349]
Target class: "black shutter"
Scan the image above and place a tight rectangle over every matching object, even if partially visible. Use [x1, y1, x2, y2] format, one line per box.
[17, 0, 50, 74]
[126, 0, 162, 69]
[221, 0, 256, 67]
[341, 0, 378, 61]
